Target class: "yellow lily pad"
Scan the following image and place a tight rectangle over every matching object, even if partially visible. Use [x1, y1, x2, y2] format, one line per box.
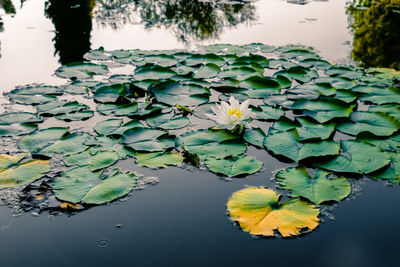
[0, 160, 51, 188]
[227, 187, 320, 237]
[0, 153, 27, 170]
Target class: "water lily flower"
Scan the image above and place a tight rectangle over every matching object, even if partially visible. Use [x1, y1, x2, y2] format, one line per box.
[206, 96, 255, 131]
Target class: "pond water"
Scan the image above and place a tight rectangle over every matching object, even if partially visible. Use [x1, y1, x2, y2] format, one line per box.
[0, 0, 400, 266]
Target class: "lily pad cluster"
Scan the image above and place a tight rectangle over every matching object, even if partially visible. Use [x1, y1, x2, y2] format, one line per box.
[0, 43, 399, 238]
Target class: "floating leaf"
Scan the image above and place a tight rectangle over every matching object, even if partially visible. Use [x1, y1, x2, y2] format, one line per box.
[251, 105, 284, 121]
[370, 152, 400, 184]
[19, 127, 68, 153]
[134, 152, 184, 167]
[275, 167, 351, 204]
[90, 151, 119, 171]
[0, 160, 51, 188]
[0, 153, 27, 170]
[316, 140, 390, 174]
[296, 117, 335, 141]
[264, 130, 340, 161]
[93, 83, 127, 103]
[121, 127, 175, 152]
[243, 128, 266, 148]
[52, 167, 136, 204]
[35, 132, 90, 158]
[204, 155, 262, 177]
[337, 111, 400, 137]
[185, 53, 225, 67]
[94, 119, 123, 135]
[146, 113, 190, 130]
[193, 63, 221, 79]
[55, 62, 108, 79]
[177, 129, 246, 159]
[227, 187, 319, 237]
[96, 102, 138, 116]
[133, 64, 176, 80]
[291, 99, 354, 123]
[0, 123, 38, 136]
[151, 81, 209, 106]
[0, 112, 42, 124]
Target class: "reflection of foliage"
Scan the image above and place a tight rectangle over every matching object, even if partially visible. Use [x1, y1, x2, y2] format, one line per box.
[0, 0, 16, 32]
[94, 0, 257, 44]
[348, 0, 400, 69]
[45, 0, 96, 65]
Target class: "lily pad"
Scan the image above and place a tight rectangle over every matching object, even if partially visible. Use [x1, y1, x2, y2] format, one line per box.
[52, 167, 136, 204]
[316, 140, 391, 174]
[146, 113, 190, 130]
[35, 132, 90, 158]
[0, 153, 27, 170]
[90, 151, 119, 171]
[291, 99, 354, 123]
[19, 127, 68, 153]
[204, 155, 263, 177]
[55, 62, 108, 79]
[0, 112, 42, 124]
[0, 160, 51, 188]
[151, 81, 210, 107]
[227, 187, 320, 237]
[121, 127, 175, 152]
[243, 128, 266, 148]
[337, 111, 400, 137]
[275, 167, 351, 204]
[177, 129, 246, 159]
[96, 102, 139, 116]
[134, 152, 184, 167]
[264, 130, 340, 161]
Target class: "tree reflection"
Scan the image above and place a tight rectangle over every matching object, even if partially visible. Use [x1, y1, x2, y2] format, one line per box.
[45, 0, 95, 65]
[348, 0, 400, 69]
[94, 0, 257, 44]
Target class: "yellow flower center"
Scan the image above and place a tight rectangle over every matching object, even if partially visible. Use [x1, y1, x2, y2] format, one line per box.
[228, 107, 242, 118]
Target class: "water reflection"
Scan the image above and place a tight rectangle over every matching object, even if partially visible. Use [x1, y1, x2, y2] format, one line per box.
[44, 0, 95, 64]
[93, 0, 256, 44]
[348, 0, 400, 69]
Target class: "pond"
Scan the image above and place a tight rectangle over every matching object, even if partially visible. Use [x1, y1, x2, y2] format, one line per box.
[0, 0, 400, 266]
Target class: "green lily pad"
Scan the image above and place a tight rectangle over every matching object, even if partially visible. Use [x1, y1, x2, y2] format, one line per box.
[264, 130, 340, 161]
[52, 167, 136, 204]
[193, 63, 221, 79]
[94, 119, 123, 135]
[337, 111, 400, 137]
[275, 167, 351, 204]
[296, 117, 335, 141]
[134, 152, 184, 167]
[370, 152, 400, 184]
[0, 123, 38, 137]
[204, 155, 263, 177]
[121, 127, 175, 152]
[239, 76, 281, 98]
[184, 53, 225, 67]
[35, 132, 90, 158]
[177, 129, 246, 159]
[97, 102, 139, 116]
[144, 54, 178, 67]
[19, 127, 68, 153]
[55, 62, 108, 79]
[0, 112, 42, 124]
[84, 48, 112, 61]
[369, 104, 400, 121]
[146, 113, 190, 130]
[316, 140, 391, 174]
[90, 151, 119, 171]
[133, 64, 177, 80]
[93, 83, 127, 103]
[243, 128, 266, 148]
[251, 105, 285, 121]
[151, 81, 210, 107]
[291, 99, 354, 123]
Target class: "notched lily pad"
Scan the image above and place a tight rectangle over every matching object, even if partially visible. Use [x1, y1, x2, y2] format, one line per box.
[275, 167, 351, 204]
[227, 187, 320, 237]
[204, 155, 263, 177]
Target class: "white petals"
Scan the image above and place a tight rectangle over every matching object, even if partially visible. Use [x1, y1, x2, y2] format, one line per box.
[207, 96, 254, 129]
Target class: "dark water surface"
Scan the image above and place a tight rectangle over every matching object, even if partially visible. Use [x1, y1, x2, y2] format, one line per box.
[0, 0, 400, 266]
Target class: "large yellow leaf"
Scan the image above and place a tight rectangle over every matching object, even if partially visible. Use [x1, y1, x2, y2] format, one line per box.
[227, 187, 320, 237]
[0, 153, 27, 170]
